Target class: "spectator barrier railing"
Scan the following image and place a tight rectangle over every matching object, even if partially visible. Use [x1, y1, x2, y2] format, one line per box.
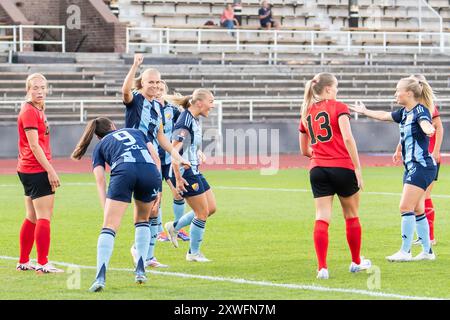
[0, 25, 65, 53]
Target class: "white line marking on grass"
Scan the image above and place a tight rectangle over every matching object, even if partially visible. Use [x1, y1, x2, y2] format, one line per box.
[1, 183, 450, 198]
[0, 255, 445, 300]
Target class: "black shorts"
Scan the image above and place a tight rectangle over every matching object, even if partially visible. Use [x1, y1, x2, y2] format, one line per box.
[170, 169, 210, 198]
[161, 164, 172, 181]
[435, 162, 440, 181]
[17, 171, 54, 200]
[310, 167, 359, 198]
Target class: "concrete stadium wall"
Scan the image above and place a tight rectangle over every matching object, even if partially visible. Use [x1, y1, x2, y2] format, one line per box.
[1, 121, 450, 158]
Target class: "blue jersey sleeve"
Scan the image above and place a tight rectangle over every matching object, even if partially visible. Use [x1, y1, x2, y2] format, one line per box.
[92, 142, 106, 169]
[124, 91, 140, 108]
[172, 111, 193, 142]
[416, 105, 432, 124]
[391, 107, 404, 123]
[172, 106, 182, 124]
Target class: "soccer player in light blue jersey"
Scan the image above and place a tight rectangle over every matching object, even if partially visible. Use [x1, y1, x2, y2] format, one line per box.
[71, 118, 187, 292]
[351, 77, 437, 262]
[164, 89, 217, 262]
[122, 54, 184, 268]
[155, 82, 191, 242]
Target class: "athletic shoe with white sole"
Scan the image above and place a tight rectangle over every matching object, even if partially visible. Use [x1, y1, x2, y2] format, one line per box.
[177, 229, 190, 241]
[89, 280, 105, 292]
[186, 252, 211, 262]
[35, 263, 65, 273]
[135, 258, 147, 284]
[157, 231, 169, 242]
[413, 251, 436, 261]
[386, 250, 412, 262]
[16, 261, 36, 271]
[145, 257, 169, 268]
[165, 221, 179, 248]
[349, 257, 372, 273]
[316, 268, 329, 279]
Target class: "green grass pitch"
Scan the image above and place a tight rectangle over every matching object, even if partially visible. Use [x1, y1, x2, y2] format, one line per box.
[0, 167, 449, 300]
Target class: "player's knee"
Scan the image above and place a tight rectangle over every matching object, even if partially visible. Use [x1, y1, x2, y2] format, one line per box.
[399, 203, 414, 213]
[208, 205, 216, 216]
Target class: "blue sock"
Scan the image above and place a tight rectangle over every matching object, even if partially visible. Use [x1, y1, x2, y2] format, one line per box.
[174, 210, 195, 231]
[95, 228, 115, 281]
[135, 222, 150, 265]
[173, 199, 185, 221]
[189, 218, 206, 255]
[157, 207, 163, 233]
[416, 213, 432, 254]
[147, 217, 158, 261]
[401, 212, 416, 253]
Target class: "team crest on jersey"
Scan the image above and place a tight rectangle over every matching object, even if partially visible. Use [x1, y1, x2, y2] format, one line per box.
[191, 183, 199, 191]
[165, 113, 172, 120]
[406, 114, 414, 122]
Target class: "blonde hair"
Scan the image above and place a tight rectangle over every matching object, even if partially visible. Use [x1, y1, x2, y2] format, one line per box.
[25, 73, 47, 101]
[133, 68, 161, 90]
[165, 88, 213, 109]
[301, 72, 336, 126]
[398, 77, 435, 114]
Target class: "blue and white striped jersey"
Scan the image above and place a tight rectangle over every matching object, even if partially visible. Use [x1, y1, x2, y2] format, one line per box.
[172, 109, 202, 175]
[391, 104, 436, 170]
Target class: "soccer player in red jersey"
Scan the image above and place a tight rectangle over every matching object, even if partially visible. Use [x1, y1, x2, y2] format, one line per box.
[16, 73, 63, 273]
[393, 74, 444, 246]
[299, 72, 371, 279]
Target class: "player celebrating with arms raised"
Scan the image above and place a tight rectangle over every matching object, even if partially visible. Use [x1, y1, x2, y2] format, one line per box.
[299, 72, 371, 279]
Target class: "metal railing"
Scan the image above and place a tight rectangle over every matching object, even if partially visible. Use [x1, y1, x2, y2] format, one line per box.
[1, 98, 449, 123]
[0, 25, 65, 52]
[127, 27, 450, 60]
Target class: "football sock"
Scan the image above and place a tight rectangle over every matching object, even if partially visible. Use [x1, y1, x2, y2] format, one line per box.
[19, 219, 36, 264]
[314, 220, 329, 270]
[189, 218, 206, 255]
[147, 217, 158, 261]
[135, 222, 151, 265]
[157, 207, 163, 233]
[173, 199, 185, 221]
[345, 217, 362, 265]
[174, 210, 195, 231]
[35, 219, 51, 266]
[425, 198, 435, 241]
[95, 228, 115, 281]
[401, 212, 415, 253]
[416, 214, 432, 254]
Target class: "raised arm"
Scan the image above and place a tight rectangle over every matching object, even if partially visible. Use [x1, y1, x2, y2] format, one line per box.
[338, 115, 363, 190]
[122, 54, 144, 104]
[349, 101, 394, 122]
[93, 165, 106, 209]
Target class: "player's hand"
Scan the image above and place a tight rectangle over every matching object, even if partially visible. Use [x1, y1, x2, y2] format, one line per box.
[392, 151, 402, 164]
[47, 169, 60, 192]
[175, 177, 189, 195]
[349, 100, 367, 115]
[133, 54, 144, 67]
[197, 150, 207, 164]
[355, 168, 364, 191]
[432, 150, 441, 163]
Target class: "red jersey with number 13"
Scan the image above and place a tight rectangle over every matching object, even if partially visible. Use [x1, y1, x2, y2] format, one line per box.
[299, 99, 354, 170]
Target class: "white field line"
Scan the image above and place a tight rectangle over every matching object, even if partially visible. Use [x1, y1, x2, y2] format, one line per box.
[0, 255, 445, 300]
[3, 183, 449, 198]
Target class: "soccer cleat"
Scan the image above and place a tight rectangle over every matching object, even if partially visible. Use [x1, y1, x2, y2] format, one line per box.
[349, 257, 372, 273]
[89, 280, 105, 292]
[165, 221, 179, 248]
[135, 257, 147, 284]
[145, 257, 169, 268]
[157, 231, 169, 242]
[413, 251, 436, 261]
[16, 261, 36, 271]
[316, 268, 329, 279]
[186, 252, 211, 262]
[386, 250, 412, 262]
[177, 229, 190, 241]
[35, 263, 65, 273]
